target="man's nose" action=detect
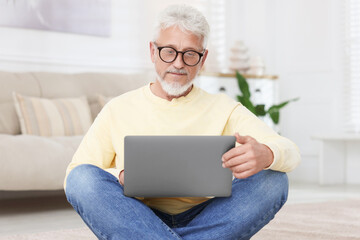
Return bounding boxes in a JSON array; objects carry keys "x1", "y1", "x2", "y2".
[{"x1": 172, "y1": 53, "x2": 186, "y2": 68}]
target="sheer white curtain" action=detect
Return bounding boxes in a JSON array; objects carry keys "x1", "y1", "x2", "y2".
[
  {"x1": 344, "y1": 0, "x2": 360, "y2": 133},
  {"x1": 115, "y1": 0, "x2": 227, "y2": 72},
  {"x1": 200, "y1": 0, "x2": 227, "y2": 72}
]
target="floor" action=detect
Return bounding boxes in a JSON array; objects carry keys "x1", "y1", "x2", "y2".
[{"x1": 0, "y1": 182, "x2": 360, "y2": 236}]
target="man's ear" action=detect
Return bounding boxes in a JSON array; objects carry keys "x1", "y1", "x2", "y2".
[
  {"x1": 200, "y1": 49, "x2": 208, "y2": 68},
  {"x1": 150, "y1": 42, "x2": 156, "y2": 63}
]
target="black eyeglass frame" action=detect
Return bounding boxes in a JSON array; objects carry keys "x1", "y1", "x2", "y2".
[{"x1": 154, "y1": 43, "x2": 205, "y2": 67}]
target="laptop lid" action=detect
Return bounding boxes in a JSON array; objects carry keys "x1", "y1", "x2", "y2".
[{"x1": 124, "y1": 135, "x2": 235, "y2": 197}]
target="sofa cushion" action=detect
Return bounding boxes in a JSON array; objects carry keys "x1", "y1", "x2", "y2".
[
  {"x1": 13, "y1": 93, "x2": 92, "y2": 136},
  {"x1": 32, "y1": 72, "x2": 151, "y2": 120},
  {"x1": 0, "y1": 134, "x2": 82, "y2": 190},
  {"x1": 0, "y1": 72, "x2": 41, "y2": 135}
]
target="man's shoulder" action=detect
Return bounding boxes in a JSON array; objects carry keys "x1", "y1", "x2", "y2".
[{"x1": 197, "y1": 87, "x2": 239, "y2": 106}]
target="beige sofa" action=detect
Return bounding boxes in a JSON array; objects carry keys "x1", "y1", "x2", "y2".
[{"x1": 0, "y1": 71, "x2": 150, "y2": 191}]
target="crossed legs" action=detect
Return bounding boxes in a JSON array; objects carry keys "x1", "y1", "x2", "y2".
[{"x1": 65, "y1": 164, "x2": 288, "y2": 240}]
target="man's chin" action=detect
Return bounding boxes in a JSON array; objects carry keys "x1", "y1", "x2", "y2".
[
  {"x1": 156, "y1": 72, "x2": 194, "y2": 96},
  {"x1": 159, "y1": 80, "x2": 193, "y2": 97}
]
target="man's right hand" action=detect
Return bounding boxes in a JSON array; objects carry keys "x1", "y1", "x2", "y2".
[{"x1": 119, "y1": 169, "x2": 124, "y2": 186}]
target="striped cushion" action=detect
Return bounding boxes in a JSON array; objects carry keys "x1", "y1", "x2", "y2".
[{"x1": 12, "y1": 92, "x2": 92, "y2": 136}]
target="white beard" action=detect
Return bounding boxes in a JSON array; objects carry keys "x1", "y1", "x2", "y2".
[{"x1": 156, "y1": 72, "x2": 194, "y2": 97}]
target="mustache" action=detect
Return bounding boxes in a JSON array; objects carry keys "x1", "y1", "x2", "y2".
[{"x1": 166, "y1": 69, "x2": 188, "y2": 75}]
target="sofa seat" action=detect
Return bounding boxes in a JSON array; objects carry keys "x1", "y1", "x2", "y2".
[{"x1": 0, "y1": 134, "x2": 82, "y2": 190}]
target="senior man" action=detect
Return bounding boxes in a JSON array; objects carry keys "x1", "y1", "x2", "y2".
[{"x1": 65, "y1": 4, "x2": 300, "y2": 240}]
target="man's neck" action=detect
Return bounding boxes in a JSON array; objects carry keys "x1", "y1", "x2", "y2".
[{"x1": 150, "y1": 81, "x2": 193, "y2": 101}]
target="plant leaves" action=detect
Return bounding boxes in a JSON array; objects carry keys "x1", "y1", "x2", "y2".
[
  {"x1": 234, "y1": 70, "x2": 300, "y2": 125},
  {"x1": 255, "y1": 104, "x2": 266, "y2": 116},
  {"x1": 237, "y1": 96, "x2": 256, "y2": 114},
  {"x1": 269, "y1": 109, "x2": 280, "y2": 124},
  {"x1": 267, "y1": 97, "x2": 299, "y2": 124},
  {"x1": 236, "y1": 71, "x2": 251, "y2": 99},
  {"x1": 271, "y1": 97, "x2": 299, "y2": 110}
]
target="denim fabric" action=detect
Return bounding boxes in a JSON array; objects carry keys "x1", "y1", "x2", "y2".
[{"x1": 66, "y1": 164, "x2": 288, "y2": 240}]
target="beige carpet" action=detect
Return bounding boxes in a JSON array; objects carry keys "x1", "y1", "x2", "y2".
[
  {"x1": 253, "y1": 199, "x2": 360, "y2": 240},
  {"x1": 1, "y1": 199, "x2": 359, "y2": 240},
  {"x1": 0, "y1": 228, "x2": 96, "y2": 240}
]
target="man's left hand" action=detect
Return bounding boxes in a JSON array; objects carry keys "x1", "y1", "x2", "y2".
[{"x1": 222, "y1": 133, "x2": 274, "y2": 179}]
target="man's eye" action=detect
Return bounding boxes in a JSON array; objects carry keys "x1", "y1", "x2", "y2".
[
  {"x1": 165, "y1": 49, "x2": 175, "y2": 54},
  {"x1": 185, "y1": 51, "x2": 196, "y2": 57}
]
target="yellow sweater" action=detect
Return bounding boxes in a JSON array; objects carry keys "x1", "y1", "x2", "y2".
[{"x1": 64, "y1": 83, "x2": 300, "y2": 214}]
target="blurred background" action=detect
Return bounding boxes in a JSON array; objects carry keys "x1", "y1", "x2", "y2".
[{"x1": 0, "y1": 0, "x2": 359, "y2": 238}]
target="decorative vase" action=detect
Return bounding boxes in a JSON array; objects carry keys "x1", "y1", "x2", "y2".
[{"x1": 229, "y1": 40, "x2": 249, "y2": 74}]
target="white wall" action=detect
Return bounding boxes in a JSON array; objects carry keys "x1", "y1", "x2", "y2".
[
  {"x1": 227, "y1": 0, "x2": 345, "y2": 183},
  {"x1": 0, "y1": 0, "x2": 211, "y2": 73},
  {"x1": 0, "y1": 0, "x2": 150, "y2": 73}
]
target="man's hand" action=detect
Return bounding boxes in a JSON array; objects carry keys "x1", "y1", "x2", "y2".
[
  {"x1": 222, "y1": 133, "x2": 274, "y2": 179},
  {"x1": 119, "y1": 169, "x2": 124, "y2": 186}
]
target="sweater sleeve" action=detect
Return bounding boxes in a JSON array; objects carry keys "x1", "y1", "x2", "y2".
[
  {"x1": 64, "y1": 104, "x2": 120, "y2": 191},
  {"x1": 223, "y1": 104, "x2": 301, "y2": 172}
]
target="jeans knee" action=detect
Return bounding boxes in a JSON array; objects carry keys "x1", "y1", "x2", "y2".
[
  {"x1": 243, "y1": 170, "x2": 289, "y2": 205},
  {"x1": 65, "y1": 164, "x2": 100, "y2": 200},
  {"x1": 263, "y1": 170, "x2": 289, "y2": 204}
]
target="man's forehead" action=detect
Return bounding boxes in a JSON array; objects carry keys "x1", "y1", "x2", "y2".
[{"x1": 156, "y1": 27, "x2": 204, "y2": 51}]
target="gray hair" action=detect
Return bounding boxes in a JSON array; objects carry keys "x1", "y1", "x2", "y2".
[{"x1": 153, "y1": 4, "x2": 210, "y2": 49}]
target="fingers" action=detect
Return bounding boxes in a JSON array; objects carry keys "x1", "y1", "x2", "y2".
[
  {"x1": 222, "y1": 133, "x2": 252, "y2": 162},
  {"x1": 222, "y1": 146, "x2": 246, "y2": 164},
  {"x1": 227, "y1": 159, "x2": 259, "y2": 179},
  {"x1": 233, "y1": 169, "x2": 256, "y2": 179},
  {"x1": 225, "y1": 160, "x2": 257, "y2": 179},
  {"x1": 119, "y1": 169, "x2": 124, "y2": 186},
  {"x1": 235, "y1": 133, "x2": 253, "y2": 145},
  {"x1": 228, "y1": 159, "x2": 252, "y2": 172},
  {"x1": 222, "y1": 153, "x2": 247, "y2": 168},
  {"x1": 222, "y1": 133, "x2": 262, "y2": 179}
]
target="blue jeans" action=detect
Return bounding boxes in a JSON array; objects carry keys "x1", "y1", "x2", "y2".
[{"x1": 65, "y1": 164, "x2": 288, "y2": 240}]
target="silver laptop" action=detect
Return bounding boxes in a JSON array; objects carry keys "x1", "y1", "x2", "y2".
[{"x1": 124, "y1": 135, "x2": 235, "y2": 197}]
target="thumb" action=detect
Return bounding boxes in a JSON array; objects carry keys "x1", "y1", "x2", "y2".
[{"x1": 235, "y1": 133, "x2": 250, "y2": 144}]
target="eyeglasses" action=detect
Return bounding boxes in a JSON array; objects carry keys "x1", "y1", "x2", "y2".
[{"x1": 154, "y1": 43, "x2": 205, "y2": 67}]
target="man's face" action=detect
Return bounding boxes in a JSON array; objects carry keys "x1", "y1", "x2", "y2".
[{"x1": 150, "y1": 26, "x2": 208, "y2": 96}]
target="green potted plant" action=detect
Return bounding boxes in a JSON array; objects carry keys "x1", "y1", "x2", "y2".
[{"x1": 235, "y1": 71, "x2": 299, "y2": 125}]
